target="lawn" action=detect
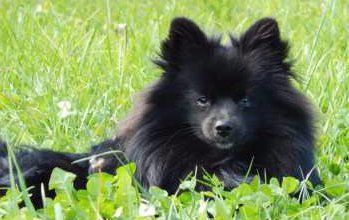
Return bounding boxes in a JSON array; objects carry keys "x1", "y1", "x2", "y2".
[{"x1": 0, "y1": 0, "x2": 348, "y2": 219}]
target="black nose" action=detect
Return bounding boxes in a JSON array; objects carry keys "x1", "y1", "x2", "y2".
[{"x1": 215, "y1": 121, "x2": 233, "y2": 138}]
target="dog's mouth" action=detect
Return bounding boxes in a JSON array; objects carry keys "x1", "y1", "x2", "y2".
[
  {"x1": 202, "y1": 135, "x2": 236, "y2": 149},
  {"x1": 214, "y1": 140, "x2": 235, "y2": 149}
]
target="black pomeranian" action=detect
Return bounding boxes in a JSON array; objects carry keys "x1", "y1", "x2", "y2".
[{"x1": 0, "y1": 17, "x2": 321, "y2": 208}]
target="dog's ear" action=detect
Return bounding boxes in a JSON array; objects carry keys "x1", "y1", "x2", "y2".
[
  {"x1": 156, "y1": 17, "x2": 208, "y2": 71},
  {"x1": 240, "y1": 18, "x2": 288, "y2": 58}
]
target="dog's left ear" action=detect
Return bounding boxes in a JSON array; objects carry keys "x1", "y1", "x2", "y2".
[{"x1": 240, "y1": 18, "x2": 288, "y2": 58}]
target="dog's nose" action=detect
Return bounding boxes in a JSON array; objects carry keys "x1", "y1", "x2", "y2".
[{"x1": 215, "y1": 121, "x2": 233, "y2": 138}]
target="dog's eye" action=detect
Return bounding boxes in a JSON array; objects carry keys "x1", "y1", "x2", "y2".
[
  {"x1": 239, "y1": 97, "x2": 250, "y2": 107},
  {"x1": 196, "y1": 96, "x2": 210, "y2": 107}
]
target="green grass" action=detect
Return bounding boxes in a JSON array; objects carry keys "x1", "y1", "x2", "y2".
[{"x1": 0, "y1": 0, "x2": 348, "y2": 219}]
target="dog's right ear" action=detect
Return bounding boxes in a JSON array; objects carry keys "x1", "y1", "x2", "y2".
[{"x1": 155, "y1": 17, "x2": 208, "y2": 72}]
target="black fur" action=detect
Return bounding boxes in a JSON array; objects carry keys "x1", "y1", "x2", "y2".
[
  {"x1": 0, "y1": 17, "x2": 321, "y2": 208},
  {"x1": 0, "y1": 142, "x2": 89, "y2": 208}
]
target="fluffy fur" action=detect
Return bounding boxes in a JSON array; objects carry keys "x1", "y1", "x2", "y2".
[
  {"x1": 0, "y1": 141, "x2": 89, "y2": 208},
  {"x1": 0, "y1": 17, "x2": 321, "y2": 208}
]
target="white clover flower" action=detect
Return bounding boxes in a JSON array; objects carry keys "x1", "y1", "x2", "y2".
[
  {"x1": 139, "y1": 202, "x2": 156, "y2": 217},
  {"x1": 57, "y1": 100, "x2": 75, "y2": 119},
  {"x1": 116, "y1": 23, "x2": 127, "y2": 33}
]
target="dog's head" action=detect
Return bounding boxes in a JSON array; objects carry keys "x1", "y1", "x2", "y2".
[{"x1": 153, "y1": 17, "x2": 311, "y2": 150}]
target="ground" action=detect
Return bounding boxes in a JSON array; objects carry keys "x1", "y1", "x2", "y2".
[{"x1": 0, "y1": 0, "x2": 348, "y2": 219}]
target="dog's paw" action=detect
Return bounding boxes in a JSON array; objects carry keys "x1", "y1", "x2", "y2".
[{"x1": 88, "y1": 156, "x2": 106, "y2": 174}]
